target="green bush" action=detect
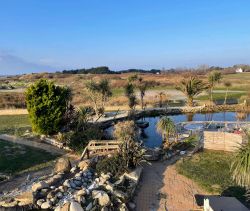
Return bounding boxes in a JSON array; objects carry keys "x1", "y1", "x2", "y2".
[
  {"x1": 65, "y1": 126, "x2": 103, "y2": 153},
  {"x1": 96, "y1": 154, "x2": 127, "y2": 177},
  {"x1": 25, "y1": 79, "x2": 71, "y2": 135}
]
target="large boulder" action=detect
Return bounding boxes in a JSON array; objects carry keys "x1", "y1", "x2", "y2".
[
  {"x1": 69, "y1": 202, "x2": 84, "y2": 211},
  {"x1": 76, "y1": 189, "x2": 86, "y2": 197},
  {"x1": 32, "y1": 181, "x2": 49, "y2": 192},
  {"x1": 15, "y1": 191, "x2": 34, "y2": 205},
  {"x1": 41, "y1": 201, "x2": 52, "y2": 209},
  {"x1": 124, "y1": 167, "x2": 142, "y2": 183},
  {"x1": 78, "y1": 160, "x2": 90, "y2": 170},
  {"x1": 92, "y1": 190, "x2": 110, "y2": 207},
  {"x1": 0, "y1": 199, "x2": 18, "y2": 208},
  {"x1": 61, "y1": 202, "x2": 70, "y2": 211},
  {"x1": 54, "y1": 158, "x2": 71, "y2": 173}
]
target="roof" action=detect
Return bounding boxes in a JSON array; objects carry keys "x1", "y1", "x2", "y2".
[{"x1": 195, "y1": 195, "x2": 249, "y2": 211}]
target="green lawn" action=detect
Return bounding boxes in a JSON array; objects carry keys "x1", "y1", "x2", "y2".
[
  {"x1": 0, "y1": 114, "x2": 31, "y2": 135},
  {"x1": 195, "y1": 92, "x2": 245, "y2": 101},
  {"x1": 176, "y1": 150, "x2": 246, "y2": 202},
  {"x1": 215, "y1": 86, "x2": 250, "y2": 91},
  {"x1": 0, "y1": 139, "x2": 58, "y2": 175}
]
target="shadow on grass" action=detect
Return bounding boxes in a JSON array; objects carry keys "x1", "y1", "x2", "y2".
[{"x1": 221, "y1": 186, "x2": 249, "y2": 207}]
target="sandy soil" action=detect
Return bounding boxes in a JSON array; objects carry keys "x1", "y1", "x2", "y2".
[
  {"x1": 0, "y1": 88, "x2": 25, "y2": 93},
  {"x1": 0, "y1": 109, "x2": 28, "y2": 115}
]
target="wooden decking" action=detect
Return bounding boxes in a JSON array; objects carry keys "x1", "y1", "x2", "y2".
[{"x1": 80, "y1": 140, "x2": 122, "y2": 160}]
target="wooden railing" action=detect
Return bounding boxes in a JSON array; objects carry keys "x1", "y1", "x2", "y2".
[{"x1": 80, "y1": 140, "x2": 122, "y2": 160}]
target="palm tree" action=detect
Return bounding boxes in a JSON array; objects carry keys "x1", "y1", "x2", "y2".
[
  {"x1": 176, "y1": 76, "x2": 207, "y2": 107},
  {"x1": 208, "y1": 70, "x2": 222, "y2": 103},
  {"x1": 157, "y1": 92, "x2": 166, "y2": 108},
  {"x1": 137, "y1": 77, "x2": 148, "y2": 110},
  {"x1": 231, "y1": 135, "x2": 250, "y2": 188},
  {"x1": 76, "y1": 106, "x2": 93, "y2": 131},
  {"x1": 124, "y1": 83, "x2": 137, "y2": 111},
  {"x1": 156, "y1": 117, "x2": 176, "y2": 148},
  {"x1": 223, "y1": 81, "x2": 232, "y2": 105}
]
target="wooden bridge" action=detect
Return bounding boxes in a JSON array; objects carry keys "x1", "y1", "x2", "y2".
[{"x1": 80, "y1": 140, "x2": 122, "y2": 160}]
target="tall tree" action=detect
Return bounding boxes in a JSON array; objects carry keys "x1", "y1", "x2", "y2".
[
  {"x1": 25, "y1": 79, "x2": 71, "y2": 135},
  {"x1": 136, "y1": 77, "x2": 149, "y2": 110},
  {"x1": 156, "y1": 116, "x2": 176, "y2": 148},
  {"x1": 124, "y1": 83, "x2": 137, "y2": 111},
  {"x1": 223, "y1": 81, "x2": 232, "y2": 105},
  {"x1": 176, "y1": 76, "x2": 207, "y2": 107},
  {"x1": 85, "y1": 79, "x2": 112, "y2": 117},
  {"x1": 208, "y1": 70, "x2": 222, "y2": 103}
]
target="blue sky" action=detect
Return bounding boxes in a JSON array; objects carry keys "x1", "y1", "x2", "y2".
[{"x1": 1, "y1": 0, "x2": 250, "y2": 74}]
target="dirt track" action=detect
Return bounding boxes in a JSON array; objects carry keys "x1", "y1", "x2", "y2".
[
  {"x1": 134, "y1": 157, "x2": 206, "y2": 211},
  {"x1": 0, "y1": 109, "x2": 28, "y2": 115}
]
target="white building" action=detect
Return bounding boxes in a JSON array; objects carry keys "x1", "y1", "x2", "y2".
[{"x1": 235, "y1": 67, "x2": 244, "y2": 73}]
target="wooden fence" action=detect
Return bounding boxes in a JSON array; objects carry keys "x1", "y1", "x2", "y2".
[
  {"x1": 203, "y1": 131, "x2": 243, "y2": 152},
  {"x1": 80, "y1": 140, "x2": 122, "y2": 160}
]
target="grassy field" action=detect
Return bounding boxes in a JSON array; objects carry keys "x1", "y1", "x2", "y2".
[
  {"x1": 0, "y1": 114, "x2": 31, "y2": 135},
  {"x1": 0, "y1": 139, "x2": 58, "y2": 175},
  {"x1": 1, "y1": 72, "x2": 250, "y2": 109},
  {"x1": 195, "y1": 92, "x2": 245, "y2": 101},
  {"x1": 176, "y1": 150, "x2": 246, "y2": 201}
]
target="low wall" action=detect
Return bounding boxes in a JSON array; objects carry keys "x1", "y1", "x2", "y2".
[{"x1": 203, "y1": 131, "x2": 243, "y2": 152}]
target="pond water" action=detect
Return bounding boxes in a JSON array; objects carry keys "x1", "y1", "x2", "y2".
[{"x1": 106, "y1": 112, "x2": 250, "y2": 148}]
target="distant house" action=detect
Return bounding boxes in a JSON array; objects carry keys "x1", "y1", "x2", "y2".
[{"x1": 236, "y1": 67, "x2": 244, "y2": 73}]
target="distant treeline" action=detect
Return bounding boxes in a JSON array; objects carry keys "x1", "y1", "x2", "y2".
[
  {"x1": 62, "y1": 66, "x2": 114, "y2": 74},
  {"x1": 61, "y1": 64, "x2": 250, "y2": 75},
  {"x1": 62, "y1": 66, "x2": 161, "y2": 74}
]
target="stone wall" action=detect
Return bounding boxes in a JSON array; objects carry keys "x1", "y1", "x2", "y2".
[{"x1": 203, "y1": 131, "x2": 243, "y2": 152}]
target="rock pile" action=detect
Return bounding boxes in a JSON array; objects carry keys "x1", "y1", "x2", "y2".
[{"x1": 0, "y1": 157, "x2": 142, "y2": 211}]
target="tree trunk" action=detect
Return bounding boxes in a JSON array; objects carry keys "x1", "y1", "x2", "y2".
[
  {"x1": 187, "y1": 97, "x2": 193, "y2": 107},
  {"x1": 159, "y1": 95, "x2": 163, "y2": 108},
  {"x1": 224, "y1": 88, "x2": 229, "y2": 105},
  {"x1": 141, "y1": 94, "x2": 144, "y2": 110},
  {"x1": 210, "y1": 87, "x2": 213, "y2": 104}
]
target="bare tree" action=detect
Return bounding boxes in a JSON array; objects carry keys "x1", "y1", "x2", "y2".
[{"x1": 85, "y1": 79, "x2": 112, "y2": 117}]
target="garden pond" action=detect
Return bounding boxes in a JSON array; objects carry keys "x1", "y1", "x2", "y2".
[{"x1": 105, "y1": 112, "x2": 250, "y2": 148}]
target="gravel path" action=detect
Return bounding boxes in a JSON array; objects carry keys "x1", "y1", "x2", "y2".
[{"x1": 134, "y1": 157, "x2": 205, "y2": 211}]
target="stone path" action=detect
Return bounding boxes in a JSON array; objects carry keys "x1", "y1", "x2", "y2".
[
  {"x1": 134, "y1": 157, "x2": 205, "y2": 211},
  {"x1": 0, "y1": 134, "x2": 65, "y2": 155}
]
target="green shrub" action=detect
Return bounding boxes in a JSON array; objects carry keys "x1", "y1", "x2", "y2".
[
  {"x1": 65, "y1": 131, "x2": 89, "y2": 153},
  {"x1": 65, "y1": 126, "x2": 103, "y2": 153},
  {"x1": 25, "y1": 79, "x2": 71, "y2": 135},
  {"x1": 96, "y1": 154, "x2": 127, "y2": 177}
]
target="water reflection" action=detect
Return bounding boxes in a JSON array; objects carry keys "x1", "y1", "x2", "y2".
[
  {"x1": 236, "y1": 112, "x2": 248, "y2": 121},
  {"x1": 140, "y1": 129, "x2": 148, "y2": 139},
  {"x1": 187, "y1": 113, "x2": 194, "y2": 122}
]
